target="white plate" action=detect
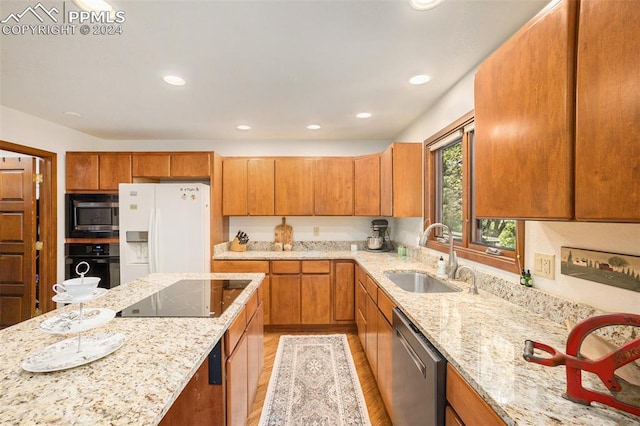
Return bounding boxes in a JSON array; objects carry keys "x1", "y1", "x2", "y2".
[
  {"x1": 39, "y1": 308, "x2": 116, "y2": 334},
  {"x1": 52, "y1": 287, "x2": 108, "y2": 304},
  {"x1": 22, "y1": 332, "x2": 125, "y2": 373}
]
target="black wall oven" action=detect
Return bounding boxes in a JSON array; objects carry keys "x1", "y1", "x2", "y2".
[
  {"x1": 65, "y1": 243, "x2": 120, "y2": 289},
  {"x1": 66, "y1": 194, "x2": 119, "y2": 238}
]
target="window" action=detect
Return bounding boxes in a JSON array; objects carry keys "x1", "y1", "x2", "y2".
[{"x1": 424, "y1": 111, "x2": 524, "y2": 273}]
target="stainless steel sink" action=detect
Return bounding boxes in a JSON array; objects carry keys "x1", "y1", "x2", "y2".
[{"x1": 384, "y1": 271, "x2": 459, "y2": 293}]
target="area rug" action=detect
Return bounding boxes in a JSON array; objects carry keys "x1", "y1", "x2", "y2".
[{"x1": 259, "y1": 334, "x2": 371, "y2": 426}]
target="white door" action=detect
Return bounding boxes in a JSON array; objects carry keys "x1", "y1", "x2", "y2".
[
  {"x1": 119, "y1": 183, "x2": 155, "y2": 283},
  {"x1": 154, "y1": 183, "x2": 210, "y2": 273}
]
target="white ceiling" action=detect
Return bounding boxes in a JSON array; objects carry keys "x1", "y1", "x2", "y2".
[{"x1": 0, "y1": 0, "x2": 547, "y2": 141}]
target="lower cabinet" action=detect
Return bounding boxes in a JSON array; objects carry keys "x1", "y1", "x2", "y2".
[
  {"x1": 215, "y1": 259, "x2": 355, "y2": 327},
  {"x1": 227, "y1": 332, "x2": 249, "y2": 426},
  {"x1": 446, "y1": 364, "x2": 506, "y2": 426},
  {"x1": 356, "y1": 266, "x2": 395, "y2": 418}
]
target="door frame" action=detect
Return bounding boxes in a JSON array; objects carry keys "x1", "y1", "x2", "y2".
[{"x1": 0, "y1": 140, "x2": 57, "y2": 314}]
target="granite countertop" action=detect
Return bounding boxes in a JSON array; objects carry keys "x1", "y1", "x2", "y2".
[
  {"x1": 0, "y1": 272, "x2": 264, "y2": 425},
  {"x1": 216, "y1": 249, "x2": 639, "y2": 425}
]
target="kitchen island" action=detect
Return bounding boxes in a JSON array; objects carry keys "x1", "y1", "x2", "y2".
[
  {"x1": 215, "y1": 249, "x2": 639, "y2": 425},
  {"x1": 0, "y1": 272, "x2": 264, "y2": 425}
]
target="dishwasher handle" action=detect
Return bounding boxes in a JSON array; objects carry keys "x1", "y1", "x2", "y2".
[{"x1": 396, "y1": 328, "x2": 426, "y2": 377}]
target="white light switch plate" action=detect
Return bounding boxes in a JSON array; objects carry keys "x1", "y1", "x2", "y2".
[{"x1": 533, "y1": 253, "x2": 555, "y2": 279}]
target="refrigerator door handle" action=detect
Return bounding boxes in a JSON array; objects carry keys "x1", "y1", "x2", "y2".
[{"x1": 149, "y1": 208, "x2": 158, "y2": 273}]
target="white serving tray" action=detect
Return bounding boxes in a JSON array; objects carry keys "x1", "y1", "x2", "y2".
[{"x1": 39, "y1": 308, "x2": 115, "y2": 334}]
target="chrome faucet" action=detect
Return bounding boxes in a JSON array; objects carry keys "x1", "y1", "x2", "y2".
[
  {"x1": 456, "y1": 265, "x2": 478, "y2": 295},
  {"x1": 419, "y1": 222, "x2": 458, "y2": 279}
]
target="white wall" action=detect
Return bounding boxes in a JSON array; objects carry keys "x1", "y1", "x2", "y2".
[
  {"x1": 391, "y1": 70, "x2": 640, "y2": 314},
  {"x1": 0, "y1": 106, "x2": 106, "y2": 283}
]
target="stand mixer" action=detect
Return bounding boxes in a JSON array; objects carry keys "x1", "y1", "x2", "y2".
[{"x1": 366, "y1": 219, "x2": 392, "y2": 252}]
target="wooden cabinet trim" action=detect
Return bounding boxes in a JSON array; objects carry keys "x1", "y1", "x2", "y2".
[{"x1": 212, "y1": 260, "x2": 269, "y2": 273}]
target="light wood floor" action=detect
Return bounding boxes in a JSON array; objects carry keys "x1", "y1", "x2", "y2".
[{"x1": 247, "y1": 331, "x2": 392, "y2": 425}]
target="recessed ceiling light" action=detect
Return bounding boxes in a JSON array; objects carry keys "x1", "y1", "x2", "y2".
[
  {"x1": 356, "y1": 112, "x2": 372, "y2": 119},
  {"x1": 73, "y1": 0, "x2": 113, "y2": 13},
  {"x1": 410, "y1": 0, "x2": 443, "y2": 11},
  {"x1": 409, "y1": 74, "x2": 431, "y2": 85},
  {"x1": 307, "y1": 124, "x2": 321, "y2": 130},
  {"x1": 236, "y1": 125, "x2": 251, "y2": 131},
  {"x1": 64, "y1": 111, "x2": 82, "y2": 117},
  {"x1": 163, "y1": 75, "x2": 186, "y2": 86}
]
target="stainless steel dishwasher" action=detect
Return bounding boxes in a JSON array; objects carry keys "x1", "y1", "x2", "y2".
[{"x1": 392, "y1": 308, "x2": 446, "y2": 426}]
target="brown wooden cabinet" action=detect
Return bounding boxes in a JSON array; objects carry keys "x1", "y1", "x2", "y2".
[
  {"x1": 248, "y1": 159, "x2": 275, "y2": 216},
  {"x1": 380, "y1": 143, "x2": 422, "y2": 217},
  {"x1": 132, "y1": 152, "x2": 211, "y2": 178},
  {"x1": 275, "y1": 158, "x2": 314, "y2": 216},
  {"x1": 66, "y1": 152, "x2": 131, "y2": 191},
  {"x1": 222, "y1": 158, "x2": 248, "y2": 216},
  {"x1": 314, "y1": 158, "x2": 354, "y2": 215},
  {"x1": 354, "y1": 154, "x2": 380, "y2": 216},
  {"x1": 446, "y1": 364, "x2": 506, "y2": 426},
  {"x1": 334, "y1": 260, "x2": 355, "y2": 322},
  {"x1": 270, "y1": 260, "x2": 302, "y2": 325},
  {"x1": 574, "y1": 0, "x2": 640, "y2": 221},
  {"x1": 474, "y1": 0, "x2": 576, "y2": 220},
  {"x1": 355, "y1": 265, "x2": 368, "y2": 350},
  {"x1": 227, "y1": 331, "x2": 248, "y2": 426},
  {"x1": 212, "y1": 260, "x2": 270, "y2": 325}
]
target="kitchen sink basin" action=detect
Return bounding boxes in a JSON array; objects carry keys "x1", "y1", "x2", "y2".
[{"x1": 384, "y1": 271, "x2": 459, "y2": 293}]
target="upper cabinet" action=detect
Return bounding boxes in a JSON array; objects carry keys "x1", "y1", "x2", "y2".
[
  {"x1": 380, "y1": 143, "x2": 422, "y2": 217},
  {"x1": 314, "y1": 158, "x2": 354, "y2": 215},
  {"x1": 222, "y1": 158, "x2": 276, "y2": 216},
  {"x1": 132, "y1": 152, "x2": 211, "y2": 178},
  {"x1": 66, "y1": 152, "x2": 131, "y2": 192},
  {"x1": 574, "y1": 0, "x2": 640, "y2": 221},
  {"x1": 474, "y1": 0, "x2": 639, "y2": 222},
  {"x1": 354, "y1": 154, "x2": 380, "y2": 216},
  {"x1": 474, "y1": 0, "x2": 576, "y2": 220},
  {"x1": 275, "y1": 158, "x2": 315, "y2": 216}
]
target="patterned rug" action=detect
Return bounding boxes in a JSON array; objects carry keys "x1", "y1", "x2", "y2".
[{"x1": 259, "y1": 334, "x2": 371, "y2": 426}]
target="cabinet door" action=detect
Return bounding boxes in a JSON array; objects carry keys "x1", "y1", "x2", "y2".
[
  {"x1": 275, "y1": 158, "x2": 314, "y2": 215},
  {"x1": 270, "y1": 275, "x2": 301, "y2": 324},
  {"x1": 99, "y1": 154, "x2": 131, "y2": 190},
  {"x1": 66, "y1": 153, "x2": 99, "y2": 190},
  {"x1": 575, "y1": 0, "x2": 640, "y2": 221},
  {"x1": 171, "y1": 153, "x2": 211, "y2": 177},
  {"x1": 380, "y1": 147, "x2": 393, "y2": 216},
  {"x1": 474, "y1": 0, "x2": 576, "y2": 219},
  {"x1": 354, "y1": 154, "x2": 380, "y2": 216},
  {"x1": 365, "y1": 293, "x2": 378, "y2": 379},
  {"x1": 132, "y1": 154, "x2": 170, "y2": 178},
  {"x1": 248, "y1": 159, "x2": 275, "y2": 216},
  {"x1": 334, "y1": 261, "x2": 355, "y2": 321},
  {"x1": 223, "y1": 158, "x2": 248, "y2": 216},
  {"x1": 377, "y1": 310, "x2": 393, "y2": 419},
  {"x1": 301, "y1": 274, "x2": 331, "y2": 324},
  {"x1": 247, "y1": 302, "x2": 264, "y2": 409},
  {"x1": 392, "y1": 143, "x2": 422, "y2": 217},
  {"x1": 226, "y1": 333, "x2": 248, "y2": 426},
  {"x1": 314, "y1": 158, "x2": 354, "y2": 215}
]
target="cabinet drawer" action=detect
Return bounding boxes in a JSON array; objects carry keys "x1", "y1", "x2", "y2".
[
  {"x1": 246, "y1": 291, "x2": 259, "y2": 322},
  {"x1": 365, "y1": 275, "x2": 378, "y2": 304},
  {"x1": 377, "y1": 289, "x2": 395, "y2": 325},
  {"x1": 301, "y1": 260, "x2": 330, "y2": 274},
  {"x1": 225, "y1": 306, "x2": 247, "y2": 356},
  {"x1": 446, "y1": 364, "x2": 506, "y2": 426},
  {"x1": 355, "y1": 264, "x2": 367, "y2": 286},
  {"x1": 272, "y1": 260, "x2": 301, "y2": 274},
  {"x1": 356, "y1": 281, "x2": 367, "y2": 317},
  {"x1": 212, "y1": 260, "x2": 269, "y2": 273}
]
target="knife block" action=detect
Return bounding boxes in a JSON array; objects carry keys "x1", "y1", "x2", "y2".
[{"x1": 229, "y1": 237, "x2": 247, "y2": 252}]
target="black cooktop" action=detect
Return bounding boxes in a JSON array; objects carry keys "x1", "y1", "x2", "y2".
[{"x1": 117, "y1": 279, "x2": 252, "y2": 318}]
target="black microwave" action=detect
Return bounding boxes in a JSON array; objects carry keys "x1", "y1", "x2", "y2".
[{"x1": 66, "y1": 194, "x2": 119, "y2": 238}]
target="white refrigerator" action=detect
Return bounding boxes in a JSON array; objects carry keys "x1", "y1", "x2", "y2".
[{"x1": 119, "y1": 183, "x2": 211, "y2": 284}]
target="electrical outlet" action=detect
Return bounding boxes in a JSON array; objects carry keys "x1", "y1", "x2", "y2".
[
  {"x1": 533, "y1": 253, "x2": 555, "y2": 279},
  {"x1": 313, "y1": 226, "x2": 320, "y2": 236}
]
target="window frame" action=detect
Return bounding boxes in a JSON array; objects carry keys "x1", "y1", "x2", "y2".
[{"x1": 423, "y1": 110, "x2": 525, "y2": 274}]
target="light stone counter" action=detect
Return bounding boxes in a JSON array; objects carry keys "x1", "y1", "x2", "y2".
[
  {"x1": 0, "y1": 272, "x2": 264, "y2": 425},
  {"x1": 215, "y1": 249, "x2": 639, "y2": 425}
]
